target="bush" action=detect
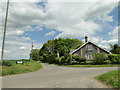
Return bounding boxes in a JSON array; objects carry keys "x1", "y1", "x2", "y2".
[
  {"x1": 60, "y1": 56, "x2": 66, "y2": 65},
  {"x1": 30, "y1": 49, "x2": 40, "y2": 61},
  {"x1": 71, "y1": 55, "x2": 86, "y2": 64},
  {"x1": 104, "y1": 60, "x2": 112, "y2": 64},
  {"x1": 55, "y1": 57, "x2": 61, "y2": 64},
  {"x1": 92, "y1": 53, "x2": 108, "y2": 64},
  {"x1": 2, "y1": 60, "x2": 13, "y2": 66},
  {"x1": 56, "y1": 54, "x2": 86, "y2": 65},
  {"x1": 41, "y1": 54, "x2": 49, "y2": 63},
  {"x1": 47, "y1": 54, "x2": 57, "y2": 64},
  {"x1": 108, "y1": 54, "x2": 120, "y2": 64},
  {"x1": 55, "y1": 54, "x2": 73, "y2": 65},
  {"x1": 64, "y1": 53, "x2": 72, "y2": 65}
]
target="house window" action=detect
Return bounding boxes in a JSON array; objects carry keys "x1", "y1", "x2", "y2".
[
  {"x1": 87, "y1": 45, "x2": 93, "y2": 50},
  {"x1": 86, "y1": 54, "x2": 93, "y2": 60}
]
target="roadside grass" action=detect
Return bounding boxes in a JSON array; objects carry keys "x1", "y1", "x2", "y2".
[
  {"x1": 1, "y1": 60, "x2": 42, "y2": 76},
  {"x1": 60, "y1": 64, "x2": 119, "y2": 67},
  {"x1": 96, "y1": 70, "x2": 119, "y2": 88}
]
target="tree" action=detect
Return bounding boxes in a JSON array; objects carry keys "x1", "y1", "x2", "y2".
[
  {"x1": 30, "y1": 49, "x2": 41, "y2": 61},
  {"x1": 110, "y1": 44, "x2": 120, "y2": 54},
  {"x1": 39, "y1": 38, "x2": 83, "y2": 63}
]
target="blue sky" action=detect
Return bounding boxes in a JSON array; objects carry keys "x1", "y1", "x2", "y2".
[
  {"x1": 21, "y1": 25, "x2": 61, "y2": 43},
  {"x1": 21, "y1": 5, "x2": 118, "y2": 47},
  {"x1": 0, "y1": 0, "x2": 119, "y2": 59}
]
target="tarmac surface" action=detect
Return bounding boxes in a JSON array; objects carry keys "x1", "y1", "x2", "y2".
[{"x1": 2, "y1": 63, "x2": 118, "y2": 88}]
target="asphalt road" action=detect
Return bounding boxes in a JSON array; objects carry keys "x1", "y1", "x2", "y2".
[{"x1": 2, "y1": 63, "x2": 118, "y2": 88}]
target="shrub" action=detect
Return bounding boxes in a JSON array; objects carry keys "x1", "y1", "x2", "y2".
[
  {"x1": 108, "y1": 54, "x2": 120, "y2": 64},
  {"x1": 41, "y1": 54, "x2": 49, "y2": 63},
  {"x1": 55, "y1": 57, "x2": 61, "y2": 64},
  {"x1": 48, "y1": 54, "x2": 57, "y2": 64},
  {"x1": 104, "y1": 60, "x2": 112, "y2": 64},
  {"x1": 71, "y1": 55, "x2": 79, "y2": 64},
  {"x1": 30, "y1": 49, "x2": 40, "y2": 61},
  {"x1": 92, "y1": 53, "x2": 108, "y2": 64},
  {"x1": 64, "y1": 53, "x2": 72, "y2": 65},
  {"x1": 71, "y1": 55, "x2": 86, "y2": 64},
  {"x1": 39, "y1": 56, "x2": 43, "y2": 61},
  {"x1": 55, "y1": 55, "x2": 72, "y2": 65},
  {"x1": 60, "y1": 56, "x2": 67, "y2": 65},
  {"x1": 2, "y1": 60, "x2": 13, "y2": 66}
]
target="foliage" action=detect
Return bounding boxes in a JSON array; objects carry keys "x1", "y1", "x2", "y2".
[
  {"x1": 30, "y1": 49, "x2": 41, "y2": 61},
  {"x1": 96, "y1": 70, "x2": 119, "y2": 88},
  {"x1": 55, "y1": 57, "x2": 62, "y2": 64},
  {"x1": 39, "y1": 38, "x2": 83, "y2": 64},
  {"x1": 92, "y1": 53, "x2": 108, "y2": 64},
  {"x1": 104, "y1": 60, "x2": 112, "y2": 64},
  {"x1": 108, "y1": 54, "x2": 120, "y2": 64},
  {"x1": 109, "y1": 44, "x2": 120, "y2": 54},
  {"x1": 72, "y1": 55, "x2": 86, "y2": 64},
  {"x1": 2, "y1": 60, "x2": 13, "y2": 66},
  {"x1": 2, "y1": 60, "x2": 42, "y2": 76},
  {"x1": 39, "y1": 38, "x2": 82, "y2": 56},
  {"x1": 54, "y1": 54, "x2": 86, "y2": 65},
  {"x1": 40, "y1": 54, "x2": 49, "y2": 63},
  {"x1": 47, "y1": 54, "x2": 57, "y2": 64},
  {"x1": 35, "y1": 38, "x2": 120, "y2": 65},
  {"x1": 92, "y1": 53, "x2": 120, "y2": 64}
]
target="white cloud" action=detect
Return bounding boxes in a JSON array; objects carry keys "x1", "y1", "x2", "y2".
[
  {"x1": 45, "y1": 31, "x2": 56, "y2": 36},
  {"x1": 108, "y1": 26, "x2": 118, "y2": 44},
  {"x1": 100, "y1": 40, "x2": 108, "y2": 44},
  {"x1": 23, "y1": 37, "x2": 31, "y2": 41},
  {"x1": 108, "y1": 26, "x2": 118, "y2": 38},
  {"x1": 19, "y1": 46, "x2": 26, "y2": 50},
  {"x1": 0, "y1": 1, "x2": 118, "y2": 59},
  {"x1": 98, "y1": 44, "x2": 110, "y2": 49},
  {"x1": 3, "y1": 1, "x2": 116, "y2": 39},
  {"x1": 108, "y1": 39, "x2": 118, "y2": 43},
  {"x1": 98, "y1": 26, "x2": 119, "y2": 50}
]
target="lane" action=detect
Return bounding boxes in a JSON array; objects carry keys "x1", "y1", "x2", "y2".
[{"x1": 2, "y1": 63, "x2": 118, "y2": 88}]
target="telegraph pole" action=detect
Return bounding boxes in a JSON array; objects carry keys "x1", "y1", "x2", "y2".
[
  {"x1": 1, "y1": 0, "x2": 10, "y2": 60},
  {"x1": 31, "y1": 43, "x2": 34, "y2": 50},
  {"x1": 30, "y1": 43, "x2": 34, "y2": 60}
]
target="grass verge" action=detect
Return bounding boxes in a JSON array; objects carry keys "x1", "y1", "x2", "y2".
[
  {"x1": 1, "y1": 60, "x2": 42, "y2": 76},
  {"x1": 96, "y1": 70, "x2": 119, "y2": 88},
  {"x1": 60, "y1": 64, "x2": 118, "y2": 67}
]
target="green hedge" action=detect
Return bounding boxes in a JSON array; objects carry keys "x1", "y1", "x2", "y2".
[
  {"x1": 92, "y1": 53, "x2": 108, "y2": 64},
  {"x1": 108, "y1": 54, "x2": 120, "y2": 64},
  {"x1": 72, "y1": 55, "x2": 86, "y2": 64},
  {"x1": 2, "y1": 60, "x2": 13, "y2": 67},
  {"x1": 55, "y1": 54, "x2": 86, "y2": 65},
  {"x1": 92, "y1": 53, "x2": 120, "y2": 65},
  {"x1": 40, "y1": 53, "x2": 120, "y2": 65}
]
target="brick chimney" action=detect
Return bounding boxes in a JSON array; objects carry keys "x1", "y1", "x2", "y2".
[{"x1": 85, "y1": 36, "x2": 88, "y2": 43}]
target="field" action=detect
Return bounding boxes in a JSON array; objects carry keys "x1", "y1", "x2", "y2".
[
  {"x1": 0, "y1": 60, "x2": 42, "y2": 76},
  {"x1": 96, "y1": 70, "x2": 119, "y2": 88}
]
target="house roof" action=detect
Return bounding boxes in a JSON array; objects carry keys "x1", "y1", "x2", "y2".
[{"x1": 70, "y1": 41, "x2": 111, "y2": 54}]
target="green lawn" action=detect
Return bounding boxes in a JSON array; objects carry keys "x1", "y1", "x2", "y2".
[
  {"x1": 60, "y1": 64, "x2": 119, "y2": 67},
  {"x1": 1, "y1": 60, "x2": 42, "y2": 76},
  {"x1": 96, "y1": 70, "x2": 119, "y2": 88}
]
